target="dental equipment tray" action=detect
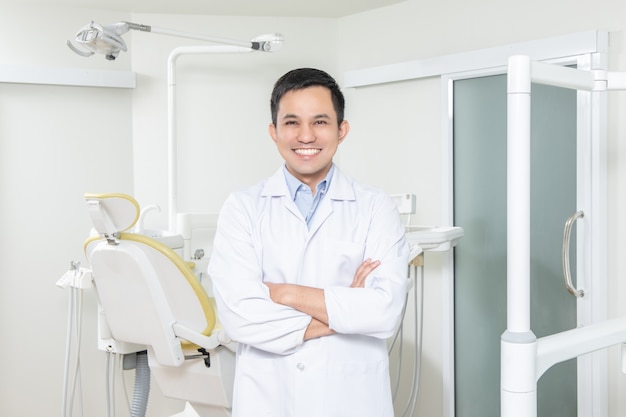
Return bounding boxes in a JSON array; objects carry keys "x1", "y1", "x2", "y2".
[{"x1": 404, "y1": 226, "x2": 464, "y2": 252}]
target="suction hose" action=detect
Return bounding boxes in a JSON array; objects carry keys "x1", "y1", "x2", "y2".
[{"x1": 131, "y1": 351, "x2": 151, "y2": 417}]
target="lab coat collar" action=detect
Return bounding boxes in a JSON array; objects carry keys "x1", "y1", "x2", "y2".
[
  {"x1": 261, "y1": 164, "x2": 356, "y2": 235},
  {"x1": 261, "y1": 164, "x2": 356, "y2": 202}
]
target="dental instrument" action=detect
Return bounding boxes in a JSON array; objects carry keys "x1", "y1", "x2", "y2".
[
  {"x1": 56, "y1": 261, "x2": 93, "y2": 417},
  {"x1": 501, "y1": 55, "x2": 626, "y2": 417},
  {"x1": 67, "y1": 20, "x2": 283, "y2": 60}
]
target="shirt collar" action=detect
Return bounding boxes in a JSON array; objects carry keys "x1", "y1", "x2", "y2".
[{"x1": 283, "y1": 164, "x2": 335, "y2": 200}]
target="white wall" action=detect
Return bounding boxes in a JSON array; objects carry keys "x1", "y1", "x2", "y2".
[
  {"x1": 3, "y1": 1, "x2": 626, "y2": 416},
  {"x1": 0, "y1": 4, "x2": 135, "y2": 416}
]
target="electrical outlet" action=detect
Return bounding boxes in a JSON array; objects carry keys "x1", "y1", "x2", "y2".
[{"x1": 390, "y1": 193, "x2": 416, "y2": 215}]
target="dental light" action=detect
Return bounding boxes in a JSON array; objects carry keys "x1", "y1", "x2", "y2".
[{"x1": 67, "y1": 20, "x2": 284, "y2": 60}]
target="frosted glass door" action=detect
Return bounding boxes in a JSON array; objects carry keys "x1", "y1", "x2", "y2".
[{"x1": 453, "y1": 74, "x2": 578, "y2": 417}]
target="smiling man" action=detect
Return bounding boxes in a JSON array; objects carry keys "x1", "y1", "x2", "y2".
[{"x1": 208, "y1": 68, "x2": 409, "y2": 417}]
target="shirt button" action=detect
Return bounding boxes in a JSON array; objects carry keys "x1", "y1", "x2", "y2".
[{"x1": 296, "y1": 362, "x2": 305, "y2": 370}]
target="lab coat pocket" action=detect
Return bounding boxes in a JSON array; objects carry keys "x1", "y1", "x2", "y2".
[{"x1": 326, "y1": 359, "x2": 388, "y2": 417}]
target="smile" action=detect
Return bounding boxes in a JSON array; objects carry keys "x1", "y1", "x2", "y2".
[{"x1": 294, "y1": 148, "x2": 321, "y2": 156}]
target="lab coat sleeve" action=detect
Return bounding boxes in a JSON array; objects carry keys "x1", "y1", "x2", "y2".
[
  {"x1": 324, "y1": 193, "x2": 409, "y2": 339},
  {"x1": 208, "y1": 192, "x2": 312, "y2": 355}
]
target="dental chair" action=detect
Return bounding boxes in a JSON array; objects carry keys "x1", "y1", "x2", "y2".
[{"x1": 83, "y1": 193, "x2": 235, "y2": 417}]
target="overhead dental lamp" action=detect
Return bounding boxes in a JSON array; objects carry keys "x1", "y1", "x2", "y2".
[{"x1": 67, "y1": 20, "x2": 284, "y2": 60}]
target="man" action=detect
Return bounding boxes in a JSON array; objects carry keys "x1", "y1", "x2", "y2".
[{"x1": 208, "y1": 68, "x2": 409, "y2": 417}]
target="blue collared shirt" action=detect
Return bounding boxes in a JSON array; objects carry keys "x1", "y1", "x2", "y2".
[{"x1": 283, "y1": 164, "x2": 334, "y2": 227}]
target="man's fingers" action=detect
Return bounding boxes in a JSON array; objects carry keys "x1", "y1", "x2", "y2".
[{"x1": 350, "y1": 258, "x2": 380, "y2": 288}]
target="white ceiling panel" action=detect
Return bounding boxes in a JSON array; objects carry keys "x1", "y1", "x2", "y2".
[{"x1": 16, "y1": 0, "x2": 406, "y2": 18}]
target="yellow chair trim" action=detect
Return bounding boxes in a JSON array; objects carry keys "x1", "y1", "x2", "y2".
[{"x1": 84, "y1": 193, "x2": 141, "y2": 232}]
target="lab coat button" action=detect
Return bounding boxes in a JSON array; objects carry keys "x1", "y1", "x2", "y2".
[{"x1": 296, "y1": 362, "x2": 305, "y2": 370}]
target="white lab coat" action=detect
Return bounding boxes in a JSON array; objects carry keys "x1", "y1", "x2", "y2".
[{"x1": 208, "y1": 165, "x2": 409, "y2": 417}]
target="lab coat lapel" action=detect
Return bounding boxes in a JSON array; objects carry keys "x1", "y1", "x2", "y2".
[
  {"x1": 262, "y1": 167, "x2": 304, "y2": 221},
  {"x1": 307, "y1": 167, "x2": 356, "y2": 236}
]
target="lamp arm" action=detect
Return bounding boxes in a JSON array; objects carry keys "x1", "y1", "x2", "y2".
[
  {"x1": 68, "y1": 20, "x2": 283, "y2": 59},
  {"x1": 125, "y1": 21, "x2": 254, "y2": 49}
]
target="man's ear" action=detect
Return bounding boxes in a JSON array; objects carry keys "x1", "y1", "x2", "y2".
[
  {"x1": 338, "y1": 120, "x2": 350, "y2": 144},
  {"x1": 268, "y1": 123, "x2": 278, "y2": 144}
]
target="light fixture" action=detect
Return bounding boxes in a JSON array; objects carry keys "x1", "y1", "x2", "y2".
[
  {"x1": 67, "y1": 20, "x2": 284, "y2": 60},
  {"x1": 68, "y1": 20, "x2": 284, "y2": 233}
]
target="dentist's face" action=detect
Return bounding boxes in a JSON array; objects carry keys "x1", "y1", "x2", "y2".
[{"x1": 269, "y1": 86, "x2": 349, "y2": 192}]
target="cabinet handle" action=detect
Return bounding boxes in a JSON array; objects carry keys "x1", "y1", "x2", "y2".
[{"x1": 562, "y1": 210, "x2": 585, "y2": 298}]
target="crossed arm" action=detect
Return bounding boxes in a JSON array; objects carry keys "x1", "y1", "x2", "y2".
[{"x1": 265, "y1": 258, "x2": 380, "y2": 341}]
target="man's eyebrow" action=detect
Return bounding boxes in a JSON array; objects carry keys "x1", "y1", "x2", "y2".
[{"x1": 280, "y1": 113, "x2": 331, "y2": 120}]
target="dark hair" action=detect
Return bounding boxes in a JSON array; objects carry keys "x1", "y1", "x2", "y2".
[{"x1": 270, "y1": 68, "x2": 345, "y2": 126}]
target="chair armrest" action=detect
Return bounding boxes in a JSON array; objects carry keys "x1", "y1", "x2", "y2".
[{"x1": 172, "y1": 323, "x2": 234, "y2": 351}]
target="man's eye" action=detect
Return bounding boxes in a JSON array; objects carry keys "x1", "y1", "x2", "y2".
[{"x1": 284, "y1": 120, "x2": 297, "y2": 125}]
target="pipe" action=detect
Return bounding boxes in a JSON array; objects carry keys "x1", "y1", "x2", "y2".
[
  {"x1": 501, "y1": 55, "x2": 537, "y2": 417},
  {"x1": 506, "y1": 55, "x2": 532, "y2": 333},
  {"x1": 130, "y1": 351, "x2": 151, "y2": 417},
  {"x1": 167, "y1": 45, "x2": 253, "y2": 233}
]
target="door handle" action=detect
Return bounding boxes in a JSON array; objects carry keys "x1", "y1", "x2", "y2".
[{"x1": 562, "y1": 210, "x2": 585, "y2": 298}]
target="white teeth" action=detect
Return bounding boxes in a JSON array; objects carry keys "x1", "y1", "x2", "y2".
[{"x1": 295, "y1": 148, "x2": 320, "y2": 155}]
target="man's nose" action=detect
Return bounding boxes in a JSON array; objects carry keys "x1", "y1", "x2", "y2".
[{"x1": 299, "y1": 125, "x2": 316, "y2": 143}]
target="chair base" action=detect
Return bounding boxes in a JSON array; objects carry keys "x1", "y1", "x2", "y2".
[
  {"x1": 149, "y1": 346, "x2": 235, "y2": 409},
  {"x1": 172, "y1": 402, "x2": 230, "y2": 417}
]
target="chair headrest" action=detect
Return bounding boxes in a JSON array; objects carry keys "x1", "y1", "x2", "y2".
[{"x1": 85, "y1": 193, "x2": 140, "y2": 242}]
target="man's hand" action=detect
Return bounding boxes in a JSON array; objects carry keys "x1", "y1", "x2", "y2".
[{"x1": 350, "y1": 258, "x2": 380, "y2": 288}]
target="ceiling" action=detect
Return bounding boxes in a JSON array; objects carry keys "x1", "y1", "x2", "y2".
[{"x1": 23, "y1": 0, "x2": 406, "y2": 18}]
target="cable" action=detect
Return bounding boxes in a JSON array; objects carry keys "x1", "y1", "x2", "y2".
[
  {"x1": 105, "y1": 351, "x2": 114, "y2": 417},
  {"x1": 406, "y1": 264, "x2": 425, "y2": 417},
  {"x1": 111, "y1": 354, "x2": 117, "y2": 417},
  {"x1": 120, "y1": 355, "x2": 133, "y2": 413},
  {"x1": 61, "y1": 282, "x2": 74, "y2": 417},
  {"x1": 391, "y1": 320, "x2": 404, "y2": 401},
  {"x1": 70, "y1": 288, "x2": 85, "y2": 417},
  {"x1": 390, "y1": 292, "x2": 409, "y2": 401},
  {"x1": 389, "y1": 266, "x2": 412, "y2": 353},
  {"x1": 392, "y1": 263, "x2": 425, "y2": 417},
  {"x1": 61, "y1": 264, "x2": 86, "y2": 417}
]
